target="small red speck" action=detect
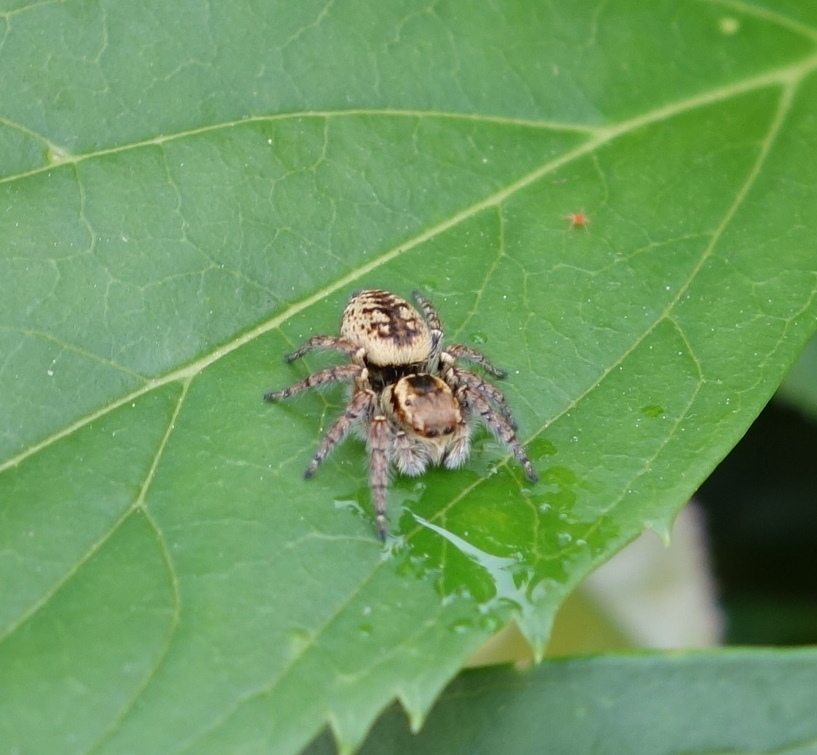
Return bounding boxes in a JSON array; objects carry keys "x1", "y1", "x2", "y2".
[{"x1": 565, "y1": 211, "x2": 590, "y2": 229}]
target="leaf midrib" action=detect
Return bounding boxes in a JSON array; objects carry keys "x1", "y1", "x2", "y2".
[{"x1": 4, "y1": 56, "x2": 815, "y2": 475}]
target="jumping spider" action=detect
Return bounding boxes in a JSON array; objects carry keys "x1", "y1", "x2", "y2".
[{"x1": 264, "y1": 288, "x2": 538, "y2": 539}]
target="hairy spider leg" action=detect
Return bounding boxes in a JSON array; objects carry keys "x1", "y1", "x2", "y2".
[
  {"x1": 458, "y1": 385, "x2": 539, "y2": 483},
  {"x1": 368, "y1": 415, "x2": 391, "y2": 540},
  {"x1": 444, "y1": 344, "x2": 508, "y2": 378},
  {"x1": 412, "y1": 290, "x2": 444, "y2": 365},
  {"x1": 414, "y1": 291, "x2": 510, "y2": 379},
  {"x1": 284, "y1": 335, "x2": 363, "y2": 363},
  {"x1": 303, "y1": 389, "x2": 376, "y2": 478},
  {"x1": 446, "y1": 366, "x2": 518, "y2": 428},
  {"x1": 412, "y1": 290, "x2": 443, "y2": 331},
  {"x1": 263, "y1": 363, "x2": 365, "y2": 401}
]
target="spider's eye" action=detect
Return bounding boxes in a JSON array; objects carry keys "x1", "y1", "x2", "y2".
[{"x1": 391, "y1": 374, "x2": 461, "y2": 438}]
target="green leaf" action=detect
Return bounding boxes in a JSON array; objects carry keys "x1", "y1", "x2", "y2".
[
  {"x1": 311, "y1": 649, "x2": 817, "y2": 754},
  {"x1": 2, "y1": 0, "x2": 816, "y2": 752}
]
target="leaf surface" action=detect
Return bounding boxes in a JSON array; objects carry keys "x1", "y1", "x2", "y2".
[{"x1": 2, "y1": 1, "x2": 817, "y2": 752}]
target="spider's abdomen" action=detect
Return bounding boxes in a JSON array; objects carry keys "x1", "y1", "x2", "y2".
[{"x1": 341, "y1": 289, "x2": 432, "y2": 367}]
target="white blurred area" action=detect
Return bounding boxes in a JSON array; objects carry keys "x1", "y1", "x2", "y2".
[
  {"x1": 468, "y1": 503, "x2": 723, "y2": 667},
  {"x1": 580, "y1": 503, "x2": 723, "y2": 649}
]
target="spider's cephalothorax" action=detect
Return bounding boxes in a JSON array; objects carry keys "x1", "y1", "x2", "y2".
[{"x1": 264, "y1": 288, "x2": 539, "y2": 540}]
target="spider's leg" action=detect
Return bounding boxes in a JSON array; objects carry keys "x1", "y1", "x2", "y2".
[
  {"x1": 412, "y1": 290, "x2": 443, "y2": 332},
  {"x1": 412, "y1": 291, "x2": 444, "y2": 363},
  {"x1": 368, "y1": 414, "x2": 392, "y2": 540},
  {"x1": 303, "y1": 389, "x2": 375, "y2": 478},
  {"x1": 264, "y1": 364, "x2": 364, "y2": 401},
  {"x1": 284, "y1": 335, "x2": 362, "y2": 363},
  {"x1": 444, "y1": 344, "x2": 507, "y2": 378},
  {"x1": 446, "y1": 366, "x2": 517, "y2": 428},
  {"x1": 458, "y1": 386, "x2": 538, "y2": 483}
]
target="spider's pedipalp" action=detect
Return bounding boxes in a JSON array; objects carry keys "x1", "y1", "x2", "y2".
[
  {"x1": 263, "y1": 363, "x2": 365, "y2": 402},
  {"x1": 392, "y1": 430, "x2": 429, "y2": 476},
  {"x1": 441, "y1": 420, "x2": 472, "y2": 470},
  {"x1": 303, "y1": 389, "x2": 376, "y2": 479},
  {"x1": 459, "y1": 385, "x2": 539, "y2": 483}
]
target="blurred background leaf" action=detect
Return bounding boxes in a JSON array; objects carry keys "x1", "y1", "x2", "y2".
[
  {"x1": 306, "y1": 649, "x2": 817, "y2": 754},
  {"x1": 777, "y1": 332, "x2": 817, "y2": 419}
]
